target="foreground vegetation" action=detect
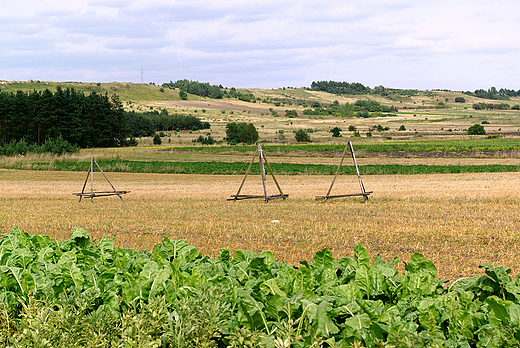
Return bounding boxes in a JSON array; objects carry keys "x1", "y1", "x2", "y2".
[{"x1": 1, "y1": 227, "x2": 519, "y2": 347}]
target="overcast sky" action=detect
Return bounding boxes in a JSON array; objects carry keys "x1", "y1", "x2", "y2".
[{"x1": 1, "y1": 0, "x2": 519, "y2": 91}]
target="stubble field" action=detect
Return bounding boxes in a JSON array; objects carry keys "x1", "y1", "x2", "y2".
[{"x1": 1, "y1": 168, "x2": 519, "y2": 282}]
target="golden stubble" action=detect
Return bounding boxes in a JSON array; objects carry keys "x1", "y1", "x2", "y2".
[{"x1": 1, "y1": 169, "x2": 520, "y2": 281}]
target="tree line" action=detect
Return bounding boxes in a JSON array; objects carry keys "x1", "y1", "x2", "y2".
[
  {"x1": 303, "y1": 99, "x2": 397, "y2": 117},
  {"x1": 162, "y1": 79, "x2": 225, "y2": 99},
  {"x1": 310, "y1": 81, "x2": 371, "y2": 95},
  {"x1": 125, "y1": 110, "x2": 210, "y2": 138},
  {"x1": 0, "y1": 88, "x2": 210, "y2": 149},
  {"x1": 162, "y1": 80, "x2": 258, "y2": 102},
  {"x1": 0, "y1": 87, "x2": 126, "y2": 148},
  {"x1": 464, "y1": 87, "x2": 520, "y2": 100},
  {"x1": 472, "y1": 102, "x2": 512, "y2": 110}
]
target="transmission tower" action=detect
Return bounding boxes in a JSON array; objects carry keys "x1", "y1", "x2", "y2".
[{"x1": 140, "y1": 66, "x2": 144, "y2": 83}]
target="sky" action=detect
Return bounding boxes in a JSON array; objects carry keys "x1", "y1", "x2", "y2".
[{"x1": 1, "y1": 0, "x2": 519, "y2": 91}]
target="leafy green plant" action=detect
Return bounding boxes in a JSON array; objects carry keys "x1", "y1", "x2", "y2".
[{"x1": 2, "y1": 227, "x2": 520, "y2": 347}]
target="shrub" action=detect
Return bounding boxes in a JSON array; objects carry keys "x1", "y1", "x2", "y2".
[
  {"x1": 153, "y1": 134, "x2": 162, "y2": 145},
  {"x1": 455, "y1": 97, "x2": 465, "y2": 103},
  {"x1": 398, "y1": 125, "x2": 406, "y2": 131},
  {"x1": 195, "y1": 135, "x2": 215, "y2": 145},
  {"x1": 467, "y1": 124, "x2": 486, "y2": 135},
  {"x1": 330, "y1": 127, "x2": 342, "y2": 137},
  {"x1": 225, "y1": 122, "x2": 259, "y2": 145},
  {"x1": 127, "y1": 137, "x2": 139, "y2": 146},
  {"x1": 294, "y1": 129, "x2": 311, "y2": 142},
  {"x1": 285, "y1": 110, "x2": 298, "y2": 118},
  {"x1": 0, "y1": 136, "x2": 79, "y2": 156}
]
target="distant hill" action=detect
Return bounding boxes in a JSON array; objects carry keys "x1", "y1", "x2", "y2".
[{"x1": 1, "y1": 80, "x2": 518, "y2": 111}]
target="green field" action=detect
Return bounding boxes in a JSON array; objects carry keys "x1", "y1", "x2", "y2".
[{"x1": 2, "y1": 158, "x2": 520, "y2": 176}]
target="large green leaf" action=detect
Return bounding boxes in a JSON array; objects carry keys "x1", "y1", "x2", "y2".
[
  {"x1": 149, "y1": 265, "x2": 173, "y2": 298},
  {"x1": 304, "y1": 300, "x2": 339, "y2": 337},
  {"x1": 139, "y1": 260, "x2": 159, "y2": 283},
  {"x1": 354, "y1": 243, "x2": 370, "y2": 269},
  {"x1": 486, "y1": 296, "x2": 513, "y2": 324},
  {"x1": 343, "y1": 313, "x2": 371, "y2": 331},
  {"x1": 355, "y1": 265, "x2": 370, "y2": 298},
  {"x1": 404, "y1": 253, "x2": 438, "y2": 277},
  {"x1": 6, "y1": 248, "x2": 34, "y2": 269},
  {"x1": 313, "y1": 248, "x2": 334, "y2": 270},
  {"x1": 261, "y1": 278, "x2": 286, "y2": 297}
]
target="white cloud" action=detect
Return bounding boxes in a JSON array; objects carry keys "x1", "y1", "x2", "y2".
[{"x1": 1, "y1": 0, "x2": 519, "y2": 89}]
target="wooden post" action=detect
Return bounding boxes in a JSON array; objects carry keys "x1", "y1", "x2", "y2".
[
  {"x1": 323, "y1": 142, "x2": 350, "y2": 202},
  {"x1": 316, "y1": 141, "x2": 372, "y2": 202},
  {"x1": 73, "y1": 157, "x2": 129, "y2": 201},
  {"x1": 94, "y1": 159, "x2": 124, "y2": 201},
  {"x1": 349, "y1": 141, "x2": 368, "y2": 203},
  {"x1": 78, "y1": 158, "x2": 93, "y2": 202},
  {"x1": 231, "y1": 148, "x2": 258, "y2": 201},
  {"x1": 258, "y1": 144, "x2": 269, "y2": 203},
  {"x1": 228, "y1": 144, "x2": 288, "y2": 202},
  {"x1": 262, "y1": 152, "x2": 286, "y2": 199},
  {"x1": 90, "y1": 157, "x2": 94, "y2": 202}
]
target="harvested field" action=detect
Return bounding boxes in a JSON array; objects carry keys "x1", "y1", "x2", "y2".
[
  {"x1": 160, "y1": 100, "x2": 280, "y2": 114},
  {"x1": 1, "y1": 169, "x2": 519, "y2": 281}
]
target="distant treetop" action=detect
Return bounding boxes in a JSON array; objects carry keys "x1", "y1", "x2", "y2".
[
  {"x1": 310, "y1": 81, "x2": 370, "y2": 95},
  {"x1": 463, "y1": 87, "x2": 520, "y2": 100}
]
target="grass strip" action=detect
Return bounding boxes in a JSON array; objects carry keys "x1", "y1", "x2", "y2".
[
  {"x1": 2, "y1": 160, "x2": 520, "y2": 175},
  {"x1": 161, "y1": 138, "x2": 520, "y2": 154}
]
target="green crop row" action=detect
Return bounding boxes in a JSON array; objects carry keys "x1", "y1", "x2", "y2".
[
  {"x1": 162, "y1": 138, "x2": 520, "y2": 154},
  {"x1": 3, "y1": 159, "x2": 520, "y2": 175},
  {"x1": 1, "y1": 227, "x2": 519, "y2": 347}
]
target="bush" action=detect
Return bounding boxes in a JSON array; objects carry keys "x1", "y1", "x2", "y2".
[
  {"x1": 356, "y1": 111, "x2": 371, "y2": 118},
  {"x1": 0, "y1": 136, "x2": 79, "y2": 156},
  {"x1": 127, "y1": 137, "x2": 139, "y2": 146},
  {"x1": 330, "y1": 127, "x2": 342, "y2": 137},
  {"x1": 285, "y1": 110, "x2": 298, "y2": 118},
  {"x1": 225, "y1": 122, "x2": 259, "y2": 145},
  {"x1": 398, "y1": 125, "x2": 406, "y2": 131},
  {"x1": 454, "y1": 97, "x2": 466, "y2": 103},
  {"x1": 348, "y1": 125, "x2": 357, "y2": 132},
  {"x1": 195, "y1": 135, "x2": 215, "y2": 145},
  {"x1": 294, "y1": 129, "x2": 311, "y2": 142},
  {"x1": 467, "y1": 124, "x2": 486, "y2": 135},
  {"x1": 153, "y1": 134, "x2": 162, "y2": 145}
]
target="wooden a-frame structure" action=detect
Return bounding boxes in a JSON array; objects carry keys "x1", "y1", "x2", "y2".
[
  {"x1": 316, "y1": 141, "x2": 372, "y2": 203},
  {"x1": 73, "y1": 157, "x2": 130, "y2": 202},
  {"x1": 228, "y1": 144, "x2": 288, "y2": 203}
]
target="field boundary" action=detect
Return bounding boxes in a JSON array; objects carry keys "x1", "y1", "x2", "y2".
[{"x1": 1, "y1": 159, "x2": 520, "y2": 175}]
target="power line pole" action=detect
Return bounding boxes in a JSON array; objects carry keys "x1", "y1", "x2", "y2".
[{"x1": 140, "y1": 66, "x2": 144, "y2": 83}]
